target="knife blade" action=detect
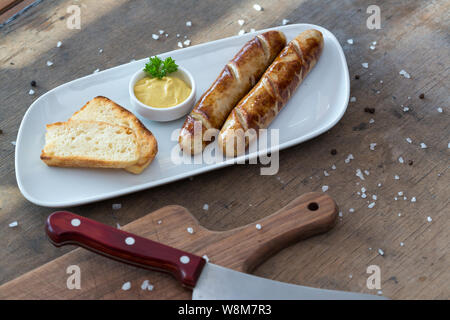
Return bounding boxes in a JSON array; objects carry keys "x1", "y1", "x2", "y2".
[
  {"x1": 46, "y1": 211, "x2": 387, "y2": 300},
  {"x1": 193, "y1": 263, "x2": 386, "y2": 300}
]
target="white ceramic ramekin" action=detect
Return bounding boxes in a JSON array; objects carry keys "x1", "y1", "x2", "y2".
[{"x1": 129, "y1": 66, "x2": 196, "y2": 122}]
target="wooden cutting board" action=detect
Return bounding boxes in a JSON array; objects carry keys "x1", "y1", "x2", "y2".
[{"x1": 0, "y1": 192, "x2": 337, "y2": 299}]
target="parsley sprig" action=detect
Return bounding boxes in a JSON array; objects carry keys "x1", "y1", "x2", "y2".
[{"x1": 143, "y1": 56, "x2": 178, "y2": 79}]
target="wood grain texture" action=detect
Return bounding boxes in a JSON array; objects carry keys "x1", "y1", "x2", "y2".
[
  {"x1": 0, "y1": 0, "x2": 448, "y2": 299},
  {"x1": 0, "y1": 192, "x2": 338, "y2": 299}
]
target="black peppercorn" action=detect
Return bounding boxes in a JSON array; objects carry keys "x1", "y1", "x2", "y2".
[
  {"x1": 331, "y1": 149, "x2": 337, "y2": 155},
  {"x1": 30, "y1": 80, "x2": 37, "y2": 87},
  {"x1": 355, "y1": 75, "x2": 360, "y2": 80},
  {"x1": 419, "y1": 93, "x2": 424, "y2": 99}
]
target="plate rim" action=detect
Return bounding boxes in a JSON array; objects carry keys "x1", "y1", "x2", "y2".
[{"x1": 15, "y1": 23, "x2": 349, "y2": 207}]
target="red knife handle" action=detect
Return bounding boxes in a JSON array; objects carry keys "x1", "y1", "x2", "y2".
[{"x1": 45, "y1": 211, "x2": 206, "y2": 288}]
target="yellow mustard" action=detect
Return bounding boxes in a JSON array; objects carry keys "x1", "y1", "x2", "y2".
[{"x1": 134, "y1": 76, "x2": 191, "y2": 108}]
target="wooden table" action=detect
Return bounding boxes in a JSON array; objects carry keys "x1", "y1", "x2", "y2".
[{"x1": 0, "y1": 0, "x2": 448, "y2": 299}]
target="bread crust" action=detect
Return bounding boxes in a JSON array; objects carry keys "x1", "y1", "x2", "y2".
[{"x1": 70, "y1": 96, "x2": 158, "y2": 173}]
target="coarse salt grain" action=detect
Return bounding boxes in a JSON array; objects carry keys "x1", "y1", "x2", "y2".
[
  {"x1": 282, "y1": 19, "x2": 290, "y2": 25},
  {"x1": 203, "y1": 204, "x2": 209, "y2": 211},
  {"x1": 411, "y1": 197, "x2": 416, "y2": 202},
  {"x1": 238, "y1": 19, "x2": 245, "y2": 26},
  {"x1": 159, "y1": 30, "x2": 164, "y2": 34},
  {"x1": 93, "y1": 69, "x2": 100, "y2": 74},
  {"x1": 253, "y1": 4, "x2": 262, "y2": 11},
  {"x1": 362, "y1": 62, "x2": 368, "y2": 68},
  {"x1": 361, "y1": 193, "x2": 367, "y2": 199},
  {"x1": 331, "y1": 164, "x2": 336, "y2": 170},
  {"x1": 186, "y1": 21, "x2": 192, "y2": 27},
  {"x1": 141, "y1": 280, "x2": 149, "y2": 290},
  {"x1": 372, "y1": 195, "x2": 377, "y2": 200},
  {"x1": 338, "y1": 211, "x2": 343, "y2": 217},
  {"x1": 177, "y1": 42, "x2": 183, "y2": 48},
  {"x1": 400, "y1": 242, "x2": 404, "y2": 247},
  {"x1": 347, "y1": 39, "x2": 353, "y2": 44},
  {"x1": 345, "y1": 154, "x2": 354, "y2": 164},
  {"x1": 256, "y1": 223, "x2": 262, "y2": 230},
  {"x1": 238, "y1": 29, "x2": 245, "y2": 36},
  {"x1": 183, "y1": 39, "x2": 191, "y2": 46},
  {"x1": 437, "y1": 107, "x2": 443, "y2": 113},
  {"x1": 403, "y1": 106, "x2": 409, "y2": 112},
  {"x1": 46, "y1": 61, "x2": 53, "y2": 66},
  {"x1": 350, "y1": 96, "x2": 356, "y2": 102},
  {"x1": 121, "y1": 282, "x2": 131, "y2": 290},
  {"x1": 98, "y1": 48, "x2": 103, "y2": 53},
  {"x1": 427, "y1": 216, "x2": 432, "y2": 222},
  {"x1": 369, "y1": 118, "x2": 375, "y2": 124},
  {"x1": 398, "y1": 156, "x2": 404, "y2": 163},
  {"x1": 116, "y1": 223, "x2": 121, "y2": 229},
  {"x1": 420, "y1": 142, "x2": 427, "y2": 149},
  {"x1": 378, "y1": 183, "x2": 382, "y2": 187},
  {"x1": 324, "y1": 170, "x2": 330, "y2": 177},
  {"x1": 56, "y1": 41, "x2": 62, "y2": 48},
  {"x1": 369, "y1": 45, "x2": 376, "y2": 50},
  {"x1": 378, "y1": 248, "x2": 384, "y2": 256},
  {"x1": 406, "y1": 137, "x2": 412, "y2": 144},
  {"x1": 394, "y1": 175, "x2": 400, "y2": 180},
  {"x1": 29, "y1": 89, "x2": 35, "y2": 95},
  {"x1": 187, "y1": 227, "x2": 194, "y2": 234},
  {"x1": 152, "y1": 34, "x2": 159, "y2": 40},
  {"x1": 9, "y1": 221, "x2": 18, "y2": 228},
  {"x1": 202, "y1": 255, "x2": 210, "y2": 262},
  {"x1": 11, "y1": 141, "x2": 16, "y2": 146},
  {"x1": 112, "y1": 203, "x2": 121, "y2": 210},
  {"x1": 399, "y1": 69, "x2": 411, "y2": 78},
  {"x1": 364, "y1": 170, "x2": 370, "y2": 176},
  {"x1": 322, "y1": 185, "x2": 329, "y2": 192},
  {"x1": 356, "y1": 169, "x2": 365, "y2": 180},
  {"x1": 250, "y1": 28, "x2": 256, "y2": 33},
  {"x1": 368, "y1": 202, "x2": 375, "y2": 208},
  {"x1": 370, "y1": 143, "x2": 377, "y2": 151},
  {"x1": 398, "y1": 191, "x2": 403, "y2": 196},
  {"x1": 349, "y1": 208, "x2": 355, "y2": 213}
]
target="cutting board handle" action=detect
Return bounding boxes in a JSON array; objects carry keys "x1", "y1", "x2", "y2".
[
  {"x1": 227, "y1": 192, "x2": 338, "y2": 273},
  {"x1": 45, "y1": 211, "x2": 206, "y2": 288}
]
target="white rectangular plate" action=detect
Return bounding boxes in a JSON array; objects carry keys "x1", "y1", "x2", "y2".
[{"x1": 15, "y1": 24, "x2": 349, "y2": 207}]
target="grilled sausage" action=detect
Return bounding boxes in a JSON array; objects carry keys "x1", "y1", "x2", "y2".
[
  {"x1": 179, "y1": 31, "x2": 286, "y2": 154},
  {"x1": 218, "y1": 29, "x2": 324, "y2": 157}
]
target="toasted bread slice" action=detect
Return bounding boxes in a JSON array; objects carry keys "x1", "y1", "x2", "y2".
[
  {"x1": 41, "y1": 120, "x2": 140, "y2": 168},
  {"x1": 70, "y1": 96, "x2": 158, "y2": 174}
]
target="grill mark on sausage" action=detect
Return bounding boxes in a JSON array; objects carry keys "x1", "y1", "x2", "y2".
[
  {"x1": 227, "y1": 62, "x2": 241, "y2": 83},
  {"x1": 256, "y1": 34, "x2": 270, "y2": 62}
]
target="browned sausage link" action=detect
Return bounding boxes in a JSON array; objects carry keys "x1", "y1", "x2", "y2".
[
  {"x1": 218, "y1": 29, "x2": 324, "y2": 156},
  {"x1": 179, "y1": 30, "x2": 286, "y2": 154}
]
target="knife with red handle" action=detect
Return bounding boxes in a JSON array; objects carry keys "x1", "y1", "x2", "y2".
[
  {"x1": 46, "y1": 207, "x2": 387, "y2": 299},
  {"x1": 46, "y1": 211, "x2": 205, "y2": 288}
]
